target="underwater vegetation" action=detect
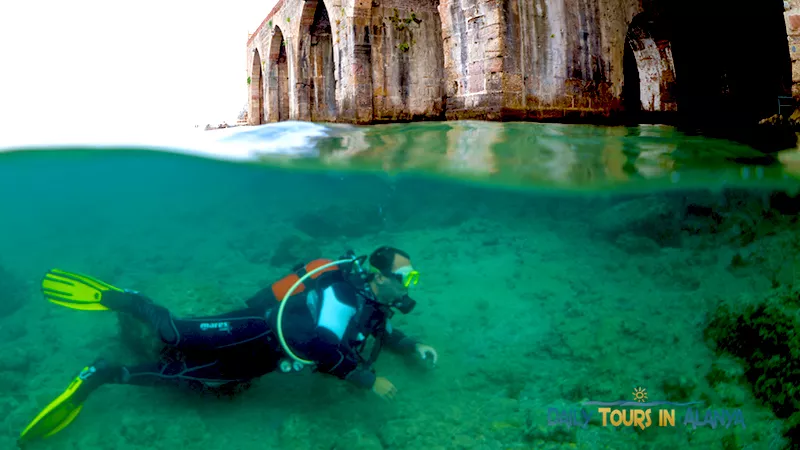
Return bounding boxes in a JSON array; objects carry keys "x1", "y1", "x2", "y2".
[
  {"x1": 700, "y1": 191, "x2": 800, "y2": 446},
  {"x1": 705, "y1": 285, "x2": 800, "y2": 444}
]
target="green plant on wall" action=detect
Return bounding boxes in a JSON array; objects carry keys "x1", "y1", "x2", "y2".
[
  {"x1": 247, "y1": 76, "x2": 251, "y2": 85},
  {"x1": 268, "y1": 19, "x2": 272, "y2": 28},
  {"x1": 388, "y1": 9, "x2": 422, "y2": 53},
  {"x1": 388, "y1": 9, "x2": 422, "y2": 32}
]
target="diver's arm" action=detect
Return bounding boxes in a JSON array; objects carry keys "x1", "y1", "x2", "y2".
[
  {"x1": 306, "y1": 328, "x2": 377, "y2": 389},
  {"x1": 302, "y1": 282, "x2": 380, "y2": 389},
  {"x1": 383, "y1": 321, "x2": 418, "y2": 354},
  {"x1": 242, "y1": 286, "x2": 275, "y2": 313}
]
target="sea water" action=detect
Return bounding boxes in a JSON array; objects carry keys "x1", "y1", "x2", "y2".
[{"x1": 0, "y1": 121, "x2": 796, "y2": 449}]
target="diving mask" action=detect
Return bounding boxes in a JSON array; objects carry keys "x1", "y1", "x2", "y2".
[
  {"x1": 388, "y1": 266, "x2": 418, "y2": 314},
  {"x1": 391, "y1": 266, "x2": 420, "y2": 288}
]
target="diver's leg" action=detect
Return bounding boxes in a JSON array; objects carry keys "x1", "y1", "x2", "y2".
[
  {"x1": 167, "y1": 310, "x2": 277, "y2": 352},
  {"x1": 17, "y1": 359, "x2": 126, "y2": 443},
  {"x1": 17, "y1": 357, "x2": 240, "y2": 444},
  {"x1": 104, "y1": 291, "x2": 275, "y2": 353},
  {"x1": 118, "y1": 359, "x2": 241, "y2": 390},
  {"x1": 102, "y1": 291, "x2": 180, "y2": 345}
]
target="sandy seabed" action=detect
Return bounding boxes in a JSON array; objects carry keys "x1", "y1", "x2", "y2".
[{"x1": 0, "y1": 157, "x2": 794, "y2": 450}]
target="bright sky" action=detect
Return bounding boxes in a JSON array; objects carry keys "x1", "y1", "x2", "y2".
[{"x1": 0, "y1": 0, "x2": 276, "y2": 145}]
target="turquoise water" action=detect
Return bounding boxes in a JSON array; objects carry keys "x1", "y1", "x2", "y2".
[{"x1": 1, "y1": 121, "x2": 799, "y2": 449}]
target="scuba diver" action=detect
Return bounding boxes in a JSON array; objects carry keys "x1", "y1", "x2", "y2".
[{"x1": 18, "y1": 246, "x2": 438, "y2": 445}]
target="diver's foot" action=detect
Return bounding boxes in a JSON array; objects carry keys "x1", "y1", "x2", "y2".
[
  {"x1": 17, "y1": 359, "x2": 121, "y2": 444},
  {"x1": 72, "y1": 359, "x2": 121, "y2": 402}
]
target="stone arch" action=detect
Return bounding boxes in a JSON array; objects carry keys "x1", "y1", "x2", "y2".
[
  {"x1": 297, "y1": 0, "x2": 338, "y2": 122},
  {"x1": 267, "y1": 26, "x2": 290, "y2": 122},
  {"x1": 622, "y1": 13, "x2": 678, "y2": 114},
  {"x1": 249, "y1": 48, "x2": 265, "y2": 125},
  {"x1": 370, "y1": 0, "x2": 445, "y2": 120}
]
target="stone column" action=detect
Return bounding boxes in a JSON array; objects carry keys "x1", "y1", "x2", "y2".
[
  {"x1": 785, "y1": 0, "x2": 800, "y2": 97},
  {"x1": 353, "y1": 10, "x2": 375, "y2": 123},
  {"x1": 338, "y1": 3, "x2": 374, "y2": 124},
  {"x1": 439, "y1": 0, "x2": 504, "y2": 120}
]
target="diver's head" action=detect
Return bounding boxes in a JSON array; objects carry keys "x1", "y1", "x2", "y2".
[{"x1": 366, "y1": 246, "x2": 419, "y2": 314}]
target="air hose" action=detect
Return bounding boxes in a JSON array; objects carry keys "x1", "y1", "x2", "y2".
[{"x1": 275, "y1": 254, "x2": 365, "y2": 366}]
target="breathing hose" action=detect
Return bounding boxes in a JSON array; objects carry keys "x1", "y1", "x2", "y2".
[{"x1": 276, "y1": 256, "x2": 362, "y2": 365}]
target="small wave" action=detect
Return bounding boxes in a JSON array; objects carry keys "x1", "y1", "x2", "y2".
[
  {"x1": 0, "y1": 121, "x2": 336, "y2": 163},
  {"x1": 210, "y1": 121, "x2": 333, "y2": 159}
]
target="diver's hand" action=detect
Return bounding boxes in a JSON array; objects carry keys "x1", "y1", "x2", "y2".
[
  {"x1": 415, "y1": 343, "x2": 438, "y2": 366},
  {"x1": 372, "y1": 376, "x2": 397, "y2": 401}
]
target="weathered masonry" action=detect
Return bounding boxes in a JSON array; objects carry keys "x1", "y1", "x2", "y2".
[{"x1": 246, "y1": 0, "x2": 796, "y2": 126}]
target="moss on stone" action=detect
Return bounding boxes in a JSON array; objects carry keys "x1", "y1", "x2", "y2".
[{"x1": 704, "y1": 286, "x2": 800, "y2": 442}]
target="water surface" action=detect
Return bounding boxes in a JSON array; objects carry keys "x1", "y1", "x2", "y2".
[{"x1": 0, "y1": 121, "x2": 797, "y2": 449}]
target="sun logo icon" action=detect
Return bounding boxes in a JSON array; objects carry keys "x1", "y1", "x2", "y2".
[{"x1": 632, "y1": 387, "x2": 648, "y2": 403}]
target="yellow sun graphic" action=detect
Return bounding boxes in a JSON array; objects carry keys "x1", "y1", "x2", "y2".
[{"x1": 632, "y1": 387, "x2": 648, "y2": 403}]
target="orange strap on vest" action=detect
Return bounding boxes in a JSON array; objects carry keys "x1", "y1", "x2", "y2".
[{"x1": 270, "y1": 258, "x2": 340, "y2": 301}]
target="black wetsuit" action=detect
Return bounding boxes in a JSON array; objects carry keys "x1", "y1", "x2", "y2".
[{"x1": 107, "y1": 276, "x2": 418, "y2": 391}]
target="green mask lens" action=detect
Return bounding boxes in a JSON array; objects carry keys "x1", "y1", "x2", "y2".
[{"x1": 392, "y1": 266, "x2": 419, "y2": 288}]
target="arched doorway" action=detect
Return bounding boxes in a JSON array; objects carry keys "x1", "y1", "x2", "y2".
[
  {"x1": 622, "y1": 13, "x2": 678, "y2": 117},
  {"x1": 268, "y1": 27, "x2": 290, "y2": 122},
  {"x1": 298, "y1": 0, "x2": 337, "y2": 122},
  {"x1": 250, "y1": 49, "x2": 265, "y2": 125}
]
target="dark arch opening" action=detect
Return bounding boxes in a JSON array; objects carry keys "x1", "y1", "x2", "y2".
[
  {"x1": 621, "y1": 40, "x2": 641, "y2": 115},
  {"x1": 298, "y1": 1, "x2": 337, "y2": 121},
  {"x1": 268, "y1": 27, "x2": 289, "y2": 122},
  {"x1": 659, "y1": 0, "x2": 793, "y2": 149}
]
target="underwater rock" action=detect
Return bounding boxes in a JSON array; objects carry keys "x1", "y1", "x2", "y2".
[
  {"x1": 270, "y1": 234, "x2": 322, "y2": 268},
  {"x1": 725, "y1": 232, "x2": 800, "y2": 290},
  {"x1": 661, "y1": 377, "x2": 697, "y2": 403},
  {"x1": 0, "y1": 264, "x2": 25, "y2": 318},
  {"x1": 0, "y1": 346, "x2": 32, "y2": 373},
  {"x1": 0, "y1": 396, "x2": 18, "y2": 421},
  {"x1": 293, "y1": 203, "x2": 383, "y2": 239},
  {"x1": 228, "y1": 228, "x2": 275, "y2": 264},
  {"x1": 613, "y1": 234, "x2": 661, "y2": 254},
  {"x1": 595, "y1": 195, "x2": 683, "y2": 247},
  {"x1": 704, "y1": 287, "x2": 800, "y2": 442},
  {"x1": 680, "y1": 188, "x2": 798, "y2": 247},
  {"x1": 0, "y1": 319, "x2": 27, "y2": 343},
  {"x1": 0, "y1": 371, "x2": 24, "y2": 394},
  {"x1": 332, "y1": 429, "x2": 383, "y2": 450}
]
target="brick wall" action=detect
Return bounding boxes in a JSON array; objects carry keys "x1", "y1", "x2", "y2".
[{"x1": 785, "y1": 0, "x2": 800, "y2": 96}]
